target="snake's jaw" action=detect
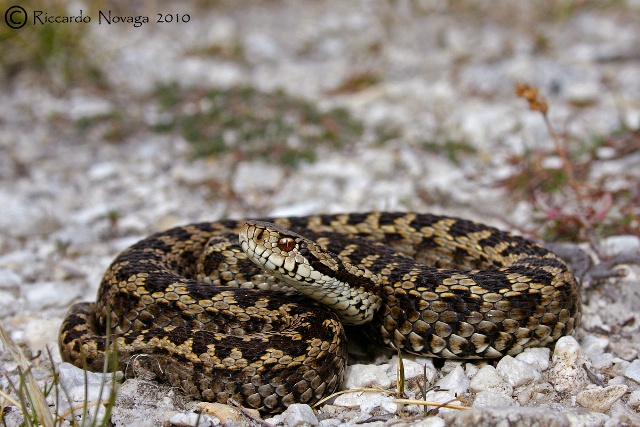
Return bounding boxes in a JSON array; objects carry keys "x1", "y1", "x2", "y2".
[{"x1": 240, "y1": 220, "x2": 381, "y2": 325}]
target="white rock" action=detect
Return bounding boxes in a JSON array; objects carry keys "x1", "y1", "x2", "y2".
[
  {"x1": 318, "y1": 419, "x2": 341, "y2": 427},
  {"x1": 595, "y1": 146, "x2": 617, "y2": 160},
  {"x1": 563, "y1": 410, "x2": 617, "y2": 427},
  {"x1": 244, "y1": 32, "x2": 280, "y2": 63},
  {"x1": 23, "y1": 281, "x2": 83, "y2": 311},
  {"x1": 71, "y1": 203, "x2": 112, "y2": 224},
  {"x1": 608, "y1": 375, "x2": 626, "y2": 386},
  {"x1": 423, "y1": 364, "x2": 470, "y2": 414},
  {"x1": 601, "y1": 235, "x2": 640, "y2": 256},
  {"x1": 469, "y1": 365, "x2": 513, "y2": 396},
  {"x1": 67, "y1": 95, "x2": 113, "y2": 121},
  {"x1": 169, "y1": 413, "x2": 216, "y2": 427},
  {"x1": 232, "y1": 161, "x2": 285, "y2": 193},
  {"x1": 464, "y1": 362, "x2": 480, "y2": 379},
  {"x1": 204, "y1": 16, "x2": 237, "y2": 47},
  {"x1": 53, "y1": 259, "x2": 87, "y2": 281},
  {"x1": 421, "y1": 160, "x2": 467, "y2": 200},
  {"x1": 576, "y1": 384, "x2": 628, "y2": 413},
  {"x1": 540, "y1": 155, "x2": 564, "y2": 169},
  {"x1": 52, "y1": 224, "x2": 100, "y2": 248},
  {"x1": 472, "y1": 390, "x2": 517, "y2": 408},
  {"x1": 423, "y1": 390, "x2": 461, "y2": 415},
  {"x1": 54, "y1": 363, "x2": 121, "y2": 425},
  {"x1": 0, "y1": 268, "x2": 21, "y2": 288},
  {"x1": 496, "y1": 355, "x2": 540, "y2": 387},
  {"x1": 332, "y1": 391, "x2": 388, "y2": 408},
  {"x1": 565, "y1": 81, "x2": 600, "y2": 106},
  {"x1": 398, "y1": 145, "x2": 424, "y2": 177},
  {"x1": 23, "y1": 318, "x2": 63, "y2": 353},
  {"x1": 264, "y1": 414, "x2": 282, "y2": 426},
  {"x1": 459, "y1": 104, "x2": 517, "y2": 143},
  {"x1": 343, "y1": 364, "x2": 391, "y2": 390},
  {"x1": 624, "y1": 359, "x2": 640, "y2": 383},
  {"x1": 117, "y1": 215, "x2": 148, "y2": 235},
  {"x1": 409, "y1": 416, "x2": 446, "y2": 427},
  {"x1": 548, "y1": 336, "x2": 589, "y2": 393},
  {"x1": 387, "y1": 355, "x2": 437, "y2": 385},
  {"x1": 88, "y1": 161, "x2": 118, "y2": 181},
  {"x1": 56, "y1": 362, "x2": 121, "y2": 395},
  {"x1": 613, "y1": 359, "x2": 631, "y2": 374},
  {"x1": 435, "y1": 364, "x2": 469, "y2": 396},
  {"x1": 581, "y1": 335, "x2": 614, "y2": 370},
  {"x1": 0, "y1": 190, "x2": 61, "y2": 237},
  {"x1": 512, "y1": 382, "x2": 551, "y2": 405},
  {"x1": 280, "y1": 404, "x2": 319, "y2": 427},
  {"x1": 359, "y1": 394, "x2": 397, "y2": 415},
  {"x1": 171, "y1": 158, "x2": 228, "y2": 186},
  {"x1": 0, "y1": 290, "x2": 18, "y2": 314},
  {"x1": 628, "y1": 390, "x2": 640, "y2": 410},
  {"x1": 580, "y1": 313, "x2": 611, "y2": 333},
  {"x1": 440, "y1": 360, "x2": 463, "y2": 375},
  {"x1": 302, "y1": 155, "x2": 367, "y2": 181},
  {"x1": 608, "y1": 399, "x2": 640, "y2": 427},
  {"x1": 515, "y1": 347, "x2": 551, "y2": 371},
  {"x1": 269, "y1": 200, "x2": 328, "y2": 218}
]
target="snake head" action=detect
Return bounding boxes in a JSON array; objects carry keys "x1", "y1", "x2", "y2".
[
  {"x1": 238, "y1": 220, "x2": 322, "y2": 280},
  {"x1": 239, "y1": 220, "x2": 381, "y2": 325}
]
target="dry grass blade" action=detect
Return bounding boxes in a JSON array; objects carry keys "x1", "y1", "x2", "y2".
[
  {"x1": 396, "y1": 349, "x2": 405, "y2": 398},
  {"x1": 392, "y1": 398, "x2": 469, "y2": 410},
  {"x1": 312, "y1": 387, "x2": 391, "y2": 408},
  {"x1": 227, "y1": 398, "x2": 274, "y2": 427},
  {"x1": 312, "y1": 387, "x2": 470, "y2": 412},
  {"x1": 0, "y1": 388, "x2": 21, "y2": 407},
  {"x1": 56, "y1": 400, "x2": 111, "y2": 422},
  {"x1": 0, "y1": 323, "x2": 55, "y2": 427}
]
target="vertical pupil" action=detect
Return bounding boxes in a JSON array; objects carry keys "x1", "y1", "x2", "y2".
[{"x1": 278, "y1": 238, "x2": 294, "y2": 251}]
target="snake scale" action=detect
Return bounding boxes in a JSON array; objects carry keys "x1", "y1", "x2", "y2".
[{"x1": 59, "y1": 212, "x2": 580, "y2": 413}]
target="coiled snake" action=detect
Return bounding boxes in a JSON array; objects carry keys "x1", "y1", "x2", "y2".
[{"x1": 59, "y1": 212, "x2": 580, "y2": 413}]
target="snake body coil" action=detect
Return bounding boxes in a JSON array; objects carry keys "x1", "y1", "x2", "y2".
[{"x1": 59, "y1": 212, "x2": 580, "y2": 413}]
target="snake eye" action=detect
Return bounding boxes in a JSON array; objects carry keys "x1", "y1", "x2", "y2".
[{"x1": 277, "y1": 237, "x2": 295, "y2": 252}]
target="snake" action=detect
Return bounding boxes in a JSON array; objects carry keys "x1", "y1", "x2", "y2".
[{"x1": 59, "y1": 212, "x2": 580, "y2": 413}]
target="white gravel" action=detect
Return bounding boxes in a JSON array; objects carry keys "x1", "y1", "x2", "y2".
[
  {"x1": 2, "y1": 2, "x2": 640, "y2": 426},
  {"x1": 470, "y1": 365, "x2": 514, "y2": 396}
]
